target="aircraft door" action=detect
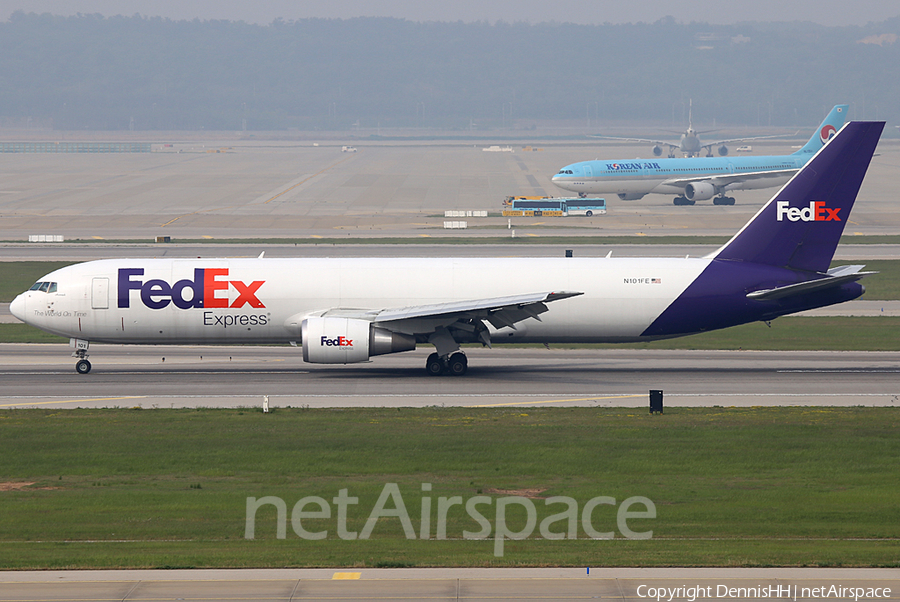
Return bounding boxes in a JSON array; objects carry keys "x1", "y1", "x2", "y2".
[
  {"x1": 91, "y1": 277, "x2": 109, "y2": 310},
  {"x1": 582, "y1": 165, "x2": 593, "y2": 178}
]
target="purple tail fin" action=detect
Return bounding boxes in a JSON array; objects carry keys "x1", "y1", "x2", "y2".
[{"x1": 714, "y1": 121, "x2": 884, "y2": 273}]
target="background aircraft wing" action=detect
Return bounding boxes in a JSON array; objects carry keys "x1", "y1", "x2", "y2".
[
  {"x1": 705, "y1": 131, "x2": 800, "y2": 148},
  {"x1": 588, "y1": 134, "x2": 679, "y2": 152}
]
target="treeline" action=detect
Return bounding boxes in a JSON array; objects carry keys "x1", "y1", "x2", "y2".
[{"x1": 1, "y1": 11, "x2": 899, "y2": 131}]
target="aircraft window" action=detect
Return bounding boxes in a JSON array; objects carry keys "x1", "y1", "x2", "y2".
[
  {"x1": 29, "y1": 282, "x2": 43, "y2": 291},
  {"x1": 38, "y1": 282, "x2": 50, "y2": 292},
  {"x1": 48, "y1": 282, "x2": 57, "y2": 293}
]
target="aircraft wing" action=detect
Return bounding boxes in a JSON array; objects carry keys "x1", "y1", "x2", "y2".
[
  {"x1": 370, "y1": 291, "x2": 582, "y2": 324},
  {"x1": 588, "y1": 134, "x2": 679, "y2": 152},
  {"x1": 311, "y1": 291, "x2": 583, "y2": 353},
  {"x1": 706, "y1": 131, "x2": 800, "y2": 147},
  {"x1": 661, "y1": 168, "x2": 798, "y2": 189},
  {"x1": 746, "y1": 266, "x2": 876, "y2": 301}
]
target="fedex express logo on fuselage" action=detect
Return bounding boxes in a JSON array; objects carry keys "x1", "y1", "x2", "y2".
[
  {"x1": 775, "y1": 201, "x2": 841, "y2": 222},
  {"x1": 117, "y1": 268, "x2": 265, "y2": 309}
]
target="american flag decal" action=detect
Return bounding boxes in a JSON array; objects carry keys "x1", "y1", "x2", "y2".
[{"x1": 651, "y1": 278, "x2": 661, "y2": 284}]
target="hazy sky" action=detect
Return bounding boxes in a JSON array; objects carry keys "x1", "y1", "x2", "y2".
[{"x1": 1, "y1": 0, "x2": 898, "y2": 26}]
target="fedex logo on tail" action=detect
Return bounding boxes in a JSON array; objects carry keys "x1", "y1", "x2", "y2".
[
  {"x1": 118, "y1": 268, "x2": 265, "y2": 310},
  {"x1": 776, "y1": 201, "x2": 841, "y2": 222}
]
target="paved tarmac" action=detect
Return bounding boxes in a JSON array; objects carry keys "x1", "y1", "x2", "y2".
[
  {"x1": 1, "y1": 346, "x2": 898, "y2": 409},
  {"x1": 1, "y1": 567, "x2": 898, "y2": 601},
  {"x1": 1, "y1": 138, "x2": 898, "y2": 240}
]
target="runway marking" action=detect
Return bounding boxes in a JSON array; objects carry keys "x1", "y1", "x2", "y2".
[
  {"x1": 0, "y1": 396, "x2": 146, "y2": 408},
  {"x1": 471, "y1": 394, "x2": 644, "y2": 407},
  {"x1": 160, "y1": 156, "x2": 353, "y2": 226},
  {"x1": 332, "y1": 572, "x2": 362, "y2": 580},
  {"x1": 262, "y1": 156, "x2": 353, "y2": 205},
  {"x1": 778, "y1": 369, "x2": 900, "y2": 373}
]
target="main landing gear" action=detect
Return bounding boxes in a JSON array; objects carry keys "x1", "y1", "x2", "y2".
[
  {"x1": 425, "y1": 352, "x2": 468, "y2": 376},
  {"x1": 673, "y1": 196, "x2": 695, "y2": 206},
  {"x1": 713, "y1": 196, "x2": 736, "y2": 205}
]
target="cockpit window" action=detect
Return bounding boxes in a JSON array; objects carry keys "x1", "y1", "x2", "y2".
[{"x1": 29, "y1": 281, "x2": 57, "y2": 293}]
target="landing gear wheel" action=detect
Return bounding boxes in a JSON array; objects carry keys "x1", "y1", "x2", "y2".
[
  {"x1": 713, "y1": 196, "x2": 735, "y2": 206},
  {"x1": 673, "y1": 196, "x2": 695, "y2": 206},
  {"x1": 447, "y1": 352, "x2": 468, "y2": 376},
  {"x1": 75, "y1": 359, "x2": 92, "y2": 374},
  {"x1": 425, "y1": 353, "x2": 445, "y2": 376}
]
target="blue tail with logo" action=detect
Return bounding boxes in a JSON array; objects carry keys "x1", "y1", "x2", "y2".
[
  {"x1": 715, "y1": 120, "x2": 884, "y2": 274},
  {"x1": 791, "y1": 104, "x2": 849, "y2": 157}
]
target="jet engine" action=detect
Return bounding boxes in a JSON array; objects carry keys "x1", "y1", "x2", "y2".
[
  {"x1": 652, "y1": 145, "x2": 663, "y2": 156},
  {"x1": 718, "y1": 145, "x2": 729, "y2": 156},
  {"x1": 617, "y1": 192, "x2": 647, "y2": 201},
  {"x1": 299, "y1": 316, "x2": 416, "y2": 364},
  {"x1": 684, "y1": 181, "x2": 717, "y2": 201}
]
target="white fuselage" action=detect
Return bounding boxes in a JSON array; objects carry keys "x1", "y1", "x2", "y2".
[{"x1": 13, "y1": 257, "x2": 711, "y2": 345}]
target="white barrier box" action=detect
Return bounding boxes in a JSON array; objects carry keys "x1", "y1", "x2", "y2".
[
  {"x1": 28, "y1": 234, "x2": 64, "y2": 242},
  {"x1": 444, "y1": 210, "x2": 487, "y2": 217},
  {"x1": 443, "y1": 221, "x2": 468, "y2": 229}
]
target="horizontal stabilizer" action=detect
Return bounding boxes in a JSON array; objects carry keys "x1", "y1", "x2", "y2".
[{"x1": 747, "y1": 265, "x2": 875, "y2": 301}]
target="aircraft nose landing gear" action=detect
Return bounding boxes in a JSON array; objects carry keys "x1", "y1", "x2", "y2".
[
  {"x1": 71, "y1": 338, "x2": 91, "y2": 374},
  {"x1": 425, "y1": 352, "x2": 468, "y2": 376}
]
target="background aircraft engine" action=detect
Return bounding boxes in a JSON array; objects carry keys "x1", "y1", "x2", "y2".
[
  {"x1": 718, "y1": 145, "x2": 729, "y2": 156},
  {"x1": 300, "y1": 317, "x2": 416, "y2": 364},
  {"x1": 617, "y1": 192, "x2": 647, "y2": 201},
  {"x1": 652, "y1": 145, "x2": 662, "y2": 156},
  {"x1": 684, "y1": 181, "x2": 717, "y2": 201}
]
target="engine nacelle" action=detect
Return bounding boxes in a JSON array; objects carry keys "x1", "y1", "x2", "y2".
[
  {"x1": 617, "y1": 192, "x2": 646, "y2": 201},
  {"x1": 300, "y1": 317, "x2": 416, "y2": 364},
  {"x1": 718, "y1": 145, "x2": 729, "y2": 156},
  {"x1": 652, "y1": 145, "x2": 662, "y2": 157},
  {"x1": 684, "y1": 181, "x2": 716, "y2": 201}
]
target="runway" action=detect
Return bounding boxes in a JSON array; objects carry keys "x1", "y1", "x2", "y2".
[
  {"x1": 1, "y1": 567, "x2": 898, "y2": 602},
  {"x1": 2, "y1": 345, "x2": 898, "y2": 409}
]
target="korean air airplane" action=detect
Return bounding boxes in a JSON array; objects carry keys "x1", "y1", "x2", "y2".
[
  {"x1": 10, "y1": 121, "x2": 883, "y2": 377},
  {"x1": 553, "y1": 105, "x2": 848, "y2": 205}
]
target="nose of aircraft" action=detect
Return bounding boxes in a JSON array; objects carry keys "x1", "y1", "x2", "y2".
[{"x1": 9, "y1": 293, "x2": 26, "y2": 322}]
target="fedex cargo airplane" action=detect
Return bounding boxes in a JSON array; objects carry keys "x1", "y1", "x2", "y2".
[
  {"x1": 553, "y1": 105, "x2": 848, "y2": 205},
  {"x1": 10, "y1": 122, "x2": 883, "y2": 377}
]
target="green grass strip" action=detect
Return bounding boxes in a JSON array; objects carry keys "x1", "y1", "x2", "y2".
[{"x1": 0, "y1": 407, "x2": 897, "y2": 568}]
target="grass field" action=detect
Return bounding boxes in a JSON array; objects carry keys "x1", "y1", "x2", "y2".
[{"x1": 0, "y1": 407, "x2": 897, "y2": 569}]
